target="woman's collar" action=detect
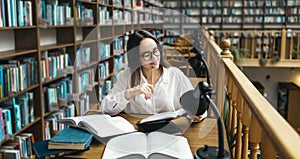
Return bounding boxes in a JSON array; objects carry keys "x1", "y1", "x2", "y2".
[{"x1": 140, "y1": 66, "x2": 169, "y2": 84}]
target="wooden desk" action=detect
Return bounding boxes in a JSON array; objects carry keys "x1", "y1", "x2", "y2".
[{"x1": 64, "y1": 114, "x2": 229, "y2": 158}]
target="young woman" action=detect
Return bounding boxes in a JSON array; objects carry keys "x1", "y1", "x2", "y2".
[{"x1": 101, "y1": 30, "x2": 194, "y2": 115}]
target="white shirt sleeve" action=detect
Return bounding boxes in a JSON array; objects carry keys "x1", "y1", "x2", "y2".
[{"x1": 101, "y1": 69, "x2": 131, "y2": 115}]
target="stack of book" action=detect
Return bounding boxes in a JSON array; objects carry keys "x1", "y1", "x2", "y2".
[
  {"x1": 33, "y1": 127, "x2": 93, "y2": 158},
  {"x1": 48, "y1": 127, "x2": 93, "y2": 150}
]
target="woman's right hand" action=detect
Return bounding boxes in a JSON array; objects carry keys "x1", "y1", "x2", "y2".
[{"x1": 125, "y1": 83, "x2": 154, "y2": 100}]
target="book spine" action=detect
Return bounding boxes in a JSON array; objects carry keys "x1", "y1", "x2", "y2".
[
  {"x1": 1, "y1": 0, "x2": 5, "y2": 26},
  {"x1": 0, "y1": 65, "x2": 3, "y2": 98},
  {"x1": 13, "y1": 100, "x2": 22, "y2": 132},
  {"x1": 17, "y1": 0, "x2": 24, "y2": 26},
  {"x1": 0, "y1": 108, "x2": 4, "y2": 141},
  {"x1": 28, "y1": 92, "x2": 34, "y2": 123},
  {"x1": 2, "y1": 109, "x2": 13, "y2": 136}
]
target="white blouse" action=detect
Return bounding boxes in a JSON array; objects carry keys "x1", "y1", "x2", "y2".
[{"x1": 101, "y1": 66, "x2": 194, "y2": 115}]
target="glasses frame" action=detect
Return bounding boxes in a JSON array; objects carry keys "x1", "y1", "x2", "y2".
[{"x1": 139, "y1": 47, "x2": 160, "y2": 61}]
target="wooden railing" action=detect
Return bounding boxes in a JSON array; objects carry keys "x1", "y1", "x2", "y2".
[
  {"x1": 200, "y1": 28, "x2": 300, "y2": 158},
  {"x1": 212, "y1": 27, "x2": 300, "y2": 67}
]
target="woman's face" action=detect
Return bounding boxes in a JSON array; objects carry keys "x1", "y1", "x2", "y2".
[{"x1": 139, "y1": 38, "x2": 160, "y2": 69}]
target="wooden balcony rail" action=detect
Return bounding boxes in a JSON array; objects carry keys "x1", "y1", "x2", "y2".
[
  {"x1": 200, "y1": 28, "x2": 300, "y2": 159},
  {"x1": 212, "y1": 26, "x2": 300, "y2": 67}
]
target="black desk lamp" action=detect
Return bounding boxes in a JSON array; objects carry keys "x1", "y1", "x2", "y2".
[
  {"x1": 180, "y1": 42, "x2": 231, "y2": 158},
  {"x1": 180, "y1": 81, "x2": 231, "y2": 159}
]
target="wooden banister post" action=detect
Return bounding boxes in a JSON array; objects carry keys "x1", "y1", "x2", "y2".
[
  {"x1": 280, "y1": 25, "x2": 286, "y2": 60},
  {"x1": 249, "y1": 116, "x2": 262, "y2": 159},
  {"x1": 241, "y1": 103, "x2": 251, "y2": 159},
  {"x1": 221, "y1": 39, "x2": 234, "y2": 60},
  {"x1": 209, "y1": 30, "x2": 215, "y2": 41},
  {"x1": 234, "y1": 95, "x2": 243, "y2": 159}
]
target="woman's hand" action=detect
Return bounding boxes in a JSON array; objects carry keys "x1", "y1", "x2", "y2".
[{"x1": 125, "y1": 83, "x2": 154, "y2": 100}]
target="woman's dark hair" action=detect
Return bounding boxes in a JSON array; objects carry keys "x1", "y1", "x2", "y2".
[{"x1": 126, "y1": 29, "x2": 168, "y2": 87}]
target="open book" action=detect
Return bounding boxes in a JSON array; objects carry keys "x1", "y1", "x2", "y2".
[
  {"x1": 140, "y1": 109, "x2": 186, "y2": 123},
  {"x1": 58, "y1": 114, "x2": 136, "y2": 142},
  {"x1": 140, "y1": 108, "x2": 207, "y2": 123},
  {"x1": 102, "y1": 131, "x2": 193, "y2": 159}
]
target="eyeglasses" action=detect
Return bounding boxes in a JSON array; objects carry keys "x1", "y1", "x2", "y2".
[{"x1": 139, "y1": 48, "x2": 160, "y2": 61}]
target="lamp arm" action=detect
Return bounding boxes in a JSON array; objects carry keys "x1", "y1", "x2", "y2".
[
  {"x1": 199, "y1": 57, "x2": 211, "y2": 87},
  {"x1": 190, "y1": 46, "x2": 211, "y2": 87},
  {"x1": 204, "y1": 94, "x2": 225, "y2": 158}
]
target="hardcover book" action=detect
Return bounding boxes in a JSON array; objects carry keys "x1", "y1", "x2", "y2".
[
  {"x1": 0, "y1": 149, "x2": 20, "y2": 159},
  {"x1": 58, "y1": 114, "x2": 136, "y2": 142},
  {"x1": 33, "y1": 140, "x2": 67, "y2": 158},
  {"x1": 2, "y1": 109, "x2": 12, "y2": 136},
  {"x1": 102, "y1": 131, "x2": 193, "y2": 159},
  {"x1": 48, "y1": 127, "x2": 93, "y2": 150}
]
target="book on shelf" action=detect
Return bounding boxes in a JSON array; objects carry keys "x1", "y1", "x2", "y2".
[
  {"x1": 102, "y1": 131, "x2": 193, "y2": 159},
  {"x1": 48, "y1": 127, "x2": 93, "y2": 150},
  {"x1": 2, "y1": 98, "x2": 22, "y2": 132},
  {"x1": 18, "y1": 133, "x2": 35, "y2": 158},
  {"x1": 58, "y1": 114, "x2": 137, "y2": 142},
  {"x1": 0, "y1": 149, "x2": 20, "y2": 159},
  {"x1": 0, "y1": 133, "x2": 34, "y2": 159},
  {"x1": 2, "y1": 108, "x2": 13, "y2": 136}
]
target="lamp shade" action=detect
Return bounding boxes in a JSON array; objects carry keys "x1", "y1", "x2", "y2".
[{"x1": 180, "y1": 81, "x2": 210, "y2": 116}]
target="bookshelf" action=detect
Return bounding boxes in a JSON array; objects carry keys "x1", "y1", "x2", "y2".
[
  {"x1": 0, "y1": 0, "x2": 164, "y2": 151},
  {"x1": 277, "y1": 82, "x2": 300, "y2": 132},
  {"x1": 162, "y1": 0, "x2": 300, "y2": 31}
]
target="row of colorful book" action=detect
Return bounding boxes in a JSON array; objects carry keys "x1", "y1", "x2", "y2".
[
  {"x1": 0, "y1": 58, "x2": 38, "y2": 99},
  {"x1": 41, "y1": 50, "x2": 72, "y2": 82},
  {"x1": 0, "y1": 133, "x2": 35, "y2": 159},
  {"x1": 0, "y1": 0, "x2": 33, "y2": 27},
  {"x1": 44, "y1": 103, "x2": 75, "y2": 140},
  {"x1": 43, "y1": 77, "x2": 73, "y2": 113},
  {"x1": 40, "y1": 0, "x2": 73, "y2": 26},
  {"x1": 0, "y1": 92, "x2": 34, "y2": 141}
]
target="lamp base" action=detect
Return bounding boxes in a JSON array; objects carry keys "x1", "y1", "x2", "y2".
[{"x1": 195, "y1": 145, "x2": 231, "y2": 159}]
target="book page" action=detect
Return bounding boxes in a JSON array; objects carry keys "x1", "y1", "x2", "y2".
[
  {"x1": 102, "y1": 132, "x2": 147, "y2": 159},
  {"x1": 58, "y1": 117, "x2": 82, "y2": 127},
  {"x1": 140, "y1": 109, "x2": 186, "y2": 123},
  {"x1": 147, "y1": 132, "x2": 193, "y2": 159},
  {"x1": 58, "y1": 114, "x2": 111, "y2": 127},
  {"x1": 79, "y1": 115, "x2": 136, "y2": 138},
  {"x1": 148, "y1": 153, "x2": 177, "y2": 159}
]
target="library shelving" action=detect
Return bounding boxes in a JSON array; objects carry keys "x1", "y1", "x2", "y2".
[
  {"x1": 0, "y1": 0, "x2": 164, "y2": 154},
  {"x1": 162, "y1": 0, "x2": 300, "y2": 31},
  {"x1": 277, "y1": 82, "x2": 300, "y2": 132}
]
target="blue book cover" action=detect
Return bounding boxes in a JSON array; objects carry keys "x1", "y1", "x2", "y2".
[
  {"x1": 0, "y1": 108, "x2": 3, "y2": 141},
  {"x1": 3, "y1": 97, "x2": 22, "y2": 131},
  {"x1": 17, "y1": 0, "x2": 24, "y2": 26},
  {"x1": 1, "y1": 0, "x2": 6, "y2": 26},
  {"x1": 0, "y1": 65, "x2": 4, "y2": 98},
  {"x1": 41, "y1": 0, "x2": 46, "y2": 19},
  {"x1": 33, "y1": 140, "x2": 65, "y2": 158},
  {"x1": 16, "y1": 93, "x2": 29, "y2": 127},
  {"x1": 59, "y1": 80, "x2": 67, "y2": 99},
  {"x1": 13, "y1": 98, "x2": 22, "y2": 131},
  {"x1": 48, "y1": 127, "x2": 93, "y2": 150},
  {"x1": 2, "y1": 109, "x2": 12, "y2": 136}
]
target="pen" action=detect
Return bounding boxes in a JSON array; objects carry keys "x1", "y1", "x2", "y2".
[{"x1": 151, "y1": 67, "x2": 154, "y2": 85}]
